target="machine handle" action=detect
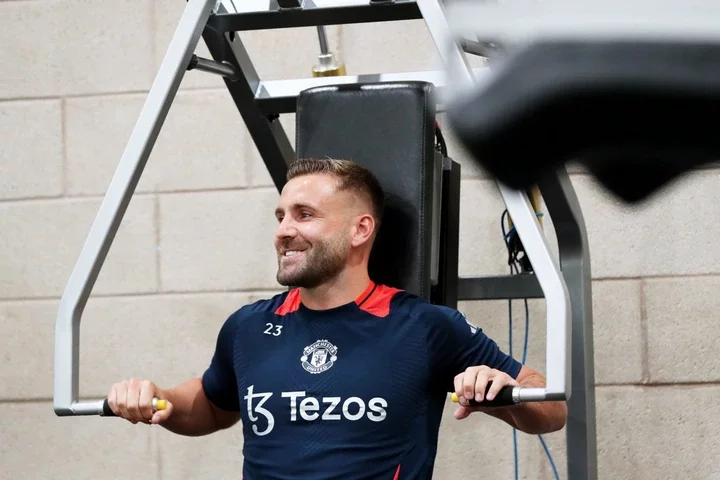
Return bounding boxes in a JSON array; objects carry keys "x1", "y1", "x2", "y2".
[
  {"x1": 451, "y1": 384, "x2": 518, "y2": 407},
  {"x1": 101, "y1": 397, "x2": 167, "y2": 417}
]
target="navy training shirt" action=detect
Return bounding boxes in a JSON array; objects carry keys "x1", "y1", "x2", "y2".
[{"x1": 201, "y1": 282, "x2": 523, "y2": 480}]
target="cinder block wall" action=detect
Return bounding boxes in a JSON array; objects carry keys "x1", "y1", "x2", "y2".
[{"x1": 2, "y1": 1, "x2": 719, "y2": 479}]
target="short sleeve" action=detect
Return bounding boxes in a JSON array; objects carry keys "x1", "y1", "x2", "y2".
[
  {"x1": 201, "y1": 313, "x2": 240, "y2": 412},
  {"x1": 426, "y1": 305, "x2": 522, "y2": 392}
]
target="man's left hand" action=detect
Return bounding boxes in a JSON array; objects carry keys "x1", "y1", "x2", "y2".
[{"x1": 453, "y1": 365, "x2": 519, "y2": 420}]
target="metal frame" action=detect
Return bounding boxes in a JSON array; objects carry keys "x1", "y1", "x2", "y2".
[
  {"x1": 53, "y1": 0, "x2": 596, "y2": 478},
  {"x1": 430, "y1": 157, "x2": 461, "y2": 310},
  {"x1": 253, "y1": 68, "x2": 488, "y2": 115},
  {"x1": 415, "y1": 0, "x2": 572, "y2": 402},
  {"x1": 458, "y1": 274, "x2": 543, "y2": 301},
  {"x1": 494, "y1": 182, "x2": 571, "y2": 401},
  {"x1": 457, "y1": 171, "x2": 596, "y2": 479},
  {"x1": 53, "y1": 0, "x2": 218, "y2": 416},
  {"x1": 207, "y1": 0, "x2": 422, "y2": 31},
  {"x1": 540, "y1": 170, "x2": 597, "y2": 480}
]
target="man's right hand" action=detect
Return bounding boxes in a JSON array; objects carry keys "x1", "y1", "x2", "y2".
[{"x1": 107, "y1": 379, "x2": 174, "y2": 425}]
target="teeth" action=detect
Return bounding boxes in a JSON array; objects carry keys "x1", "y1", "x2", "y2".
[{"x1": 285, "y1": 251, "x2": 299, "y2": 257}]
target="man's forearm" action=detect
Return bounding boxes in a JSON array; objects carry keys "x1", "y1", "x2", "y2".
[
  {"x1": 158, "y1": 378, "x2": 226, "y2": 437},
  {"x1": 505, "y1": 399, "x2": 567, "y2": 434},
  {"x1": 486, "y1": 373, "x2": 568, "y2": 434}
]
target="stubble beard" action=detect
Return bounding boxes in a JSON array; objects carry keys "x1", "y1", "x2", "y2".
[{"x1": 276, "y1": 238, "x2": 349, "y2": 288}]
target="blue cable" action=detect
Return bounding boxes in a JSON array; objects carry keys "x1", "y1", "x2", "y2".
[
  {"x1": 539, "y1": 434, "x2": 561, "y2": 479},
  {"x1": 513, "y1": 429, "x2": 519, "y2": 480}
]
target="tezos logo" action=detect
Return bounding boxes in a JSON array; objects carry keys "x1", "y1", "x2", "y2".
[{"x1": 301, "y1": 339, "x2": 337, "y2": 374}]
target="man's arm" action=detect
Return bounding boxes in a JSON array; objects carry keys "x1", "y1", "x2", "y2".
[
  {"x1": 158, "y1": 378, "x2": 241, "y2": 436},
  {"x1": 453, "y1": 365, "x2": 568, "y2": 435},
  {"x1": 108, "y1": 311, "x2": 243, "y2": 435},
  {"x1": 107, "y1": 377, "x2": 241, "y2": 437},
  {"x1": 506, "y1": 366, "x2": 567, "y2": 434},
  {"x1": 424, "y1": 304, "x2": 567, "y2": 434}
]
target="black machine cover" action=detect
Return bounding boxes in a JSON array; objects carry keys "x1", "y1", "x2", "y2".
[{"x1": 447, "y1": 40, "x2": 720, "y2": 202}]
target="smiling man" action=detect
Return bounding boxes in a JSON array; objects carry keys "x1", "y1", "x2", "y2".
[{"x1": 106, "y1": 158, "x2": 567, "y2": 480}]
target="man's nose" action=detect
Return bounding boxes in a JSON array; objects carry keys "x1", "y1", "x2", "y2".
[{"x1": 275, "y1": 217, "x2": 297, "y2": 241}]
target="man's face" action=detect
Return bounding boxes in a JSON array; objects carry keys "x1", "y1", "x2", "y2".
[{"x1": 274, "y1": 173, "x2": 356, "y2": 288}]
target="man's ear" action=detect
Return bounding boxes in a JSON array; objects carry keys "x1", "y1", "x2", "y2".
[{"x1": 351, "y1": 214, "x2": 375, "y2": 247}]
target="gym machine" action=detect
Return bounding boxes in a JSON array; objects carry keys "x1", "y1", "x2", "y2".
[
  {"x1": 439, "y1": 0, "x2": 720, "y2": 472},
  {"x1": 53, "y1": 0, "x2": 596, "y2": 479}
]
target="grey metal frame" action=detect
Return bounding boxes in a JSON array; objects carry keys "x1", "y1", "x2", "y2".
[
  {"x1": 208, "y1": 0, "x2": 423, "y2": 31},
  {"x1": 415, "y1": 0, "x2": 572, "y2": 403},
  {"x1": 541, "y1": 170, "x2": 597, "y2": 480},
  {"x1": 53, "y1": 0, "x2": 596, "y2": 478},
  {"x1": 53, "y1": 0, "x2": 219, "y2": 416}
]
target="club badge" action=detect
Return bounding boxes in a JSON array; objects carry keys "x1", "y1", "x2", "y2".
[{"x1": 301, "y1": 339, "x2": 338, "y2": 374}]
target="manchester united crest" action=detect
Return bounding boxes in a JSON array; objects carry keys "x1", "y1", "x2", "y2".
[{"x1": 301, "y1": 339, "x2": 338, "y2": 374}]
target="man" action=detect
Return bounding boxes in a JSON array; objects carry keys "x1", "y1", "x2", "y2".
[{"x1": 107, "y1": 158, "x2": 567, "y2": 479}]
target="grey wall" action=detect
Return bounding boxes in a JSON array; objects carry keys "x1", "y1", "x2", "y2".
[{"x1": 2, "y1": 1, "x2": 719, "y2": 479}]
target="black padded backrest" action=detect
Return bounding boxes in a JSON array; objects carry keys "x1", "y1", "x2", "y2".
[{"x1": 295, "y1": 81, "x2": 437, "y2": 299}]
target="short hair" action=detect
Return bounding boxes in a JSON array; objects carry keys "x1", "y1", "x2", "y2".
[{"x1": 286, "y1": 158, "x2": 385, "y2": 227}]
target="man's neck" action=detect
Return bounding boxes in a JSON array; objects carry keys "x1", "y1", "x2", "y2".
[{"x1": 299, "y1": 268, "x2": 372, "y2": 310}]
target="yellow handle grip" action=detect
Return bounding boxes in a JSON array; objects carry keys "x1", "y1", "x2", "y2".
[{"x1": 152, "y1": 397, "x2": 168, "y2": 412}]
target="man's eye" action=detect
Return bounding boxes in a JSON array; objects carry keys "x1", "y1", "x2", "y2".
[{"x1": 300, "y1": 212, "x2": 312, "y2": 218}]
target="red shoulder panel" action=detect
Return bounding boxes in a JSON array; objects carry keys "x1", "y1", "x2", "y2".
[
  {"x1": 358, "y1": 284, "x2": 403, "y2": 318},
  {"x1": 274, "y1": 288, "x2": 301, "y2": 315}
]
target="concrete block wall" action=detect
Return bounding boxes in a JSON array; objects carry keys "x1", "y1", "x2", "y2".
[{"x1": 1, "y1": 1, "x2": 719, "y2": 479}]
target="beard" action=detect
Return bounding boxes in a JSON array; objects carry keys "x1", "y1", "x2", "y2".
[{"x1": 276, "y1": 236, "x2": 349, "y2": 288}]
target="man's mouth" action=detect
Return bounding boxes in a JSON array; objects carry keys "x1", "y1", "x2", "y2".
[{"x1": 281, "y1": 248, "x2": 307, "y2": 258}]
